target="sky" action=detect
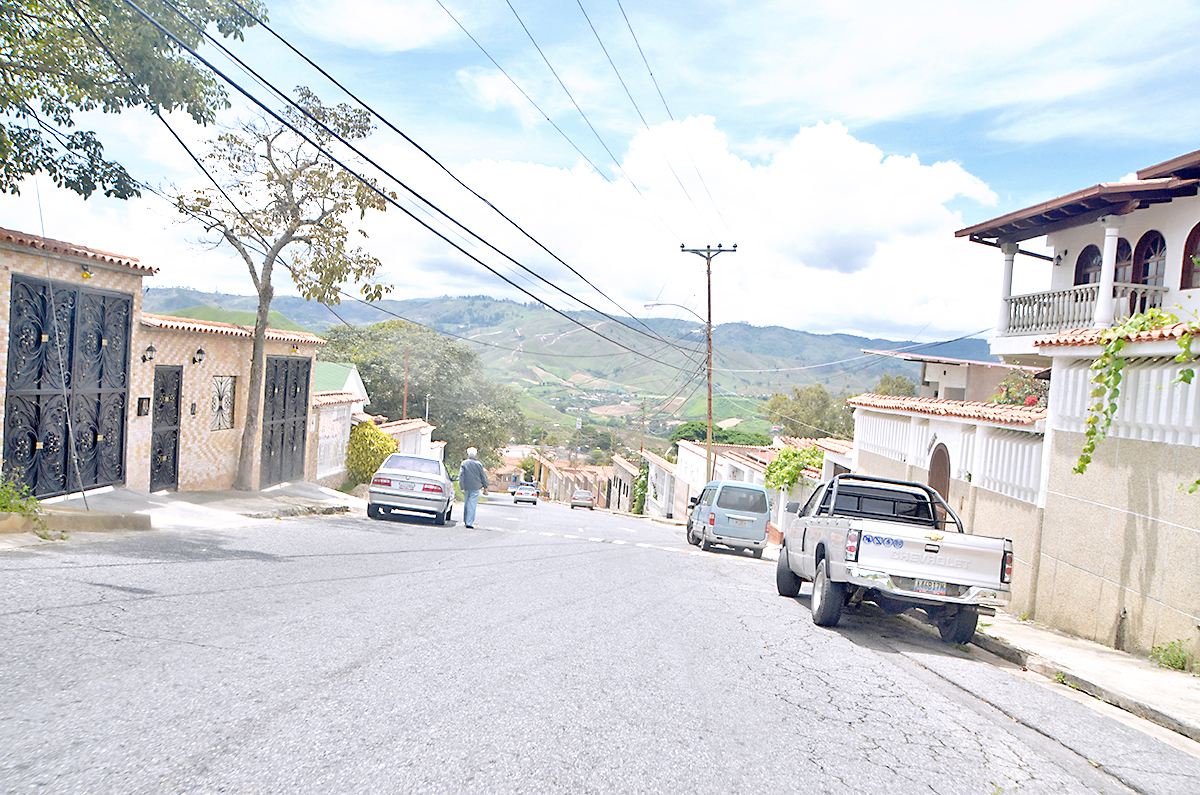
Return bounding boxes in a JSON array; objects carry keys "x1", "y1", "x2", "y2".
[{"x1": 5, "y1": 0, "x2": 1200, "y2": 342}]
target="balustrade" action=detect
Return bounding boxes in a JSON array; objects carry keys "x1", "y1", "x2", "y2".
[{"x1": 1003, "y1": 283, "x2": 1168, "y2": 335}]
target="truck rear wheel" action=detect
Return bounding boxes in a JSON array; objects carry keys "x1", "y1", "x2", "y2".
[
  {"x1": 937, "y1": 608, "x2": 979, "y2": 645},
  {"x1": 776, "y1": 547, "x2": 801, "y2": 597},
  {"x1": 811, "y1": 559, "x2": 844, "y2": 627}
]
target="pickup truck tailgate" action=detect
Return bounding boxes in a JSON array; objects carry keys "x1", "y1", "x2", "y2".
[{"x1": 854, "y1": 520, "x2": 1007, "y2": 590}]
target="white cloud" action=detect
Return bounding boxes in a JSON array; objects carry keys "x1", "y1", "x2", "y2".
[{"x1": 286, "y1": 0, "x2": 462, "y2": 53}]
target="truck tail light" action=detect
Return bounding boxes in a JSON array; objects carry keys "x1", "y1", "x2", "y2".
[
  {"x1": 422, "y1": 483, "x2": 444, "y2": 493},
  {"x1": 1001, "y1": 550, "x2": 1013, "y2": 584},
  {"x1": 371, "y1": 477, "x2": 390, "y2": 487},
  {"x1": 708, "y1": 513, "x2": 715, "y2": 526},
  {"x1": 845, "y1": 528, "x2": 860, "y2": 562}
]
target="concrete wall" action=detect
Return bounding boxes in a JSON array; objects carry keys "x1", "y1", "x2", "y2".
[{"x1": 1037, "y1": 429, "x2": 1200, "y2": 656}]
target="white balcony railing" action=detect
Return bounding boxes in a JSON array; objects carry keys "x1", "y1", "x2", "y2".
[{"x1": 1003, "y1": 283, "x2": 1169, "y2": 336}]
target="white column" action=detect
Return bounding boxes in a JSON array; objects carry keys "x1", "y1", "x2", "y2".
[
  {"x1": 997, "y1": 242, "x2": 1018, "y2": 334},
  {"x1": 1092, "y1": 217, "x2": 1123, "y2": 328}
]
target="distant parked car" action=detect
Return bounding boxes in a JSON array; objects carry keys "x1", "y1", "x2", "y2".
[
  {"x1": 367, "y1": 454, "x2": 453, "y2": 525},
  {"x1": 570, "y1": 489, "x2": 594, "y2": 510},
  {"x1": 513, "y1": 484, "x2": 539, "y2": 505}
]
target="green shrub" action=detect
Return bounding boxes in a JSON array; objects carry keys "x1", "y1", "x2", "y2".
[
  {"x1": 0, "y1": 477, "x2": 40, "y2": 521},
  {"x1": 632, "y1": 463, "x2": 648, "y2": 515},
  {"x1": 345, "y1": 422, "x2": 398, "y2": 486},
  {"x1": 1150, "y1": 638, "x2": 1193, "y2": 671}
]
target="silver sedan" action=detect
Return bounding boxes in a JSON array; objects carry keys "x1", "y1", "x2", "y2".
[{"x1": 367, "y1": 454, "x2": 454, "y2": 524}]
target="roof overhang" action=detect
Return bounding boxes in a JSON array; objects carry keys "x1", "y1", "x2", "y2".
[{"x1": 955, "y1": 178, "x2": 1199, "y2": 244}]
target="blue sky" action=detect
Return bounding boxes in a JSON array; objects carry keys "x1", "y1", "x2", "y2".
[{"x1": 4, "y1": 0, "x2": 1200, "y2": 340}]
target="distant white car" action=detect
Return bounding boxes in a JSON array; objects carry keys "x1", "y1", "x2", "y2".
[
  {"x1": 570, "y1": 490, "x2": 594, "y2": 510},
  {"x1": 513, "y1": 484, "x2": 539, "y2": 505}
]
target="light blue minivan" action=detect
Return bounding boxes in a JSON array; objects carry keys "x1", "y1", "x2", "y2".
[{"x1": 686, "y1": 480, "x2": 771, "y2": 558}]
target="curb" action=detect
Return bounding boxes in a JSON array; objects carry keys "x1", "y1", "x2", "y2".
[
  {"x1": 41, "y1": 509, "x2": 153, "y2": 533},
  {"x1": 902, "y1": 611, "x2": 1200, "y2": 744},
  {"x1": 244, "y1": 505, "x2": 352, "y2": 520}
]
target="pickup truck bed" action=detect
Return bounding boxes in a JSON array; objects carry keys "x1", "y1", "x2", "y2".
[{"x1": 777, "y1": 474, "x2": 1013, "y2": 644}]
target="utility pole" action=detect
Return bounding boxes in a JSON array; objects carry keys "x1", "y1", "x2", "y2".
[
  {"x1": 402, "y1": 345, "x2": 409, "y2": 420},
  {"x1": 640, "y1": 397, "x2": 646, "y2": 453},
  {"x1": 681, "y1": 243, "x2": 736, "y2": 483},
  {"x1": 425, "y1": 393, "x2": 431, "y2": 422}
]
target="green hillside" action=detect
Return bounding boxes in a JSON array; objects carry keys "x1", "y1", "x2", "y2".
[
  {"x1": 143, "y1": 289, "x2": 992, "y2": 440},
  {"x1": 159, "y1": 305, "x2": 312, "y2": 333}
]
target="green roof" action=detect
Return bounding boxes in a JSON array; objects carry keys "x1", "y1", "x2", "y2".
[{"x1": 313, "y1": 361, "x2": 355, "y2": 393}]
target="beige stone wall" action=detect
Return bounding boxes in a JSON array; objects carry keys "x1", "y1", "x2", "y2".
[
  {"x1": 128, "y1": 325, "x2": 319, "y2": 491},
  {"x1": 1038, "y1": 430, "x2": 1200, "y2": 656}
]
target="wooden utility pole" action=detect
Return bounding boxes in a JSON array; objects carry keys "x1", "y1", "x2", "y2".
[
  {"x1": 680, "y1": 244, "x2": 736, "y2": 482},
  {"x1": 640, "y1": 397, "x2": 646, "y2": 452},
  {"x1": 402, "y1": 345, "x2": 409, "y2": 419}
]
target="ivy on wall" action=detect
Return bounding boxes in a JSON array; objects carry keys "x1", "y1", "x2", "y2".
[{"x1": 764, "y1": 446, "x2": 824, "y2": 492}]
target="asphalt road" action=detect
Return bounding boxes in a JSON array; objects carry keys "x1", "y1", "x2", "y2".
[{"x1": 3, "y1": 498, "x2": 1198, "y2": 794}]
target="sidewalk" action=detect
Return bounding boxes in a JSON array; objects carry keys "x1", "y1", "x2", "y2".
[
  {"x1": 907, "y1": 607, "x2": 1200, "y2": 745},
  {"x1": 0, "y1": 482, "x2": 366, "y2": 550}
]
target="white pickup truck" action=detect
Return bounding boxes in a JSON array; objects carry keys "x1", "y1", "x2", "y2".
[{"x1": 776, "y1": 474, "x2": 1013, "y2": 644}]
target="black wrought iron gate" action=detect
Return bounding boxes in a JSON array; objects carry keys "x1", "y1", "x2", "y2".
[
  {"x1": 4, "y1": 275, "x2": 131, "y2": 498},
  {"x1": 150, "y1": 366, "x2": 182, "y2": 492},
  {"x1": 259, "y1": 356, "x2": 310, "y2": 488}
]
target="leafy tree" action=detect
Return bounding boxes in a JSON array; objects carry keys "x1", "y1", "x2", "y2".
[
  {"x1": 763, "y1": 446, "x2": 824, "y2": 492},
  {"x1": 517, "y1": 456, "x2": 536, "y2": 481},
  {"x1": 321, "y1": 320, "x2": 526, "y2": 467},
  {"x1": 761, "y1": 384, "x2": 854, "y2": 439},
  {"x1": 668, "y1": 420, "x2": 771, "y2": 447},
  {"x1": 174, "y1": 88, "x2": 393, "y2": 489},
  {"x1": 631, "y1": 462, "x2": 648, "y2": 514},
  {"x1": 872, "y1": 373, "x2": 917, "y2": 396},
  {"x1": 992, "y1": 370, "x2": 1048, "y2": 407},
  {"x1": 1, "y1": 0, "x2": 265, "y2": 198}
]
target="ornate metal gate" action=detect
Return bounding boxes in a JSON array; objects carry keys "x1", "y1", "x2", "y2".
[
  {"x1": 259, "y1": 356, "x2": 310, "y2": 488},
  {"x1": 150, "y1": 366, "x2": 182, "y2": 491},
  {"x1": 4, "y1": 275, "x2": 131, "y2": 497}
]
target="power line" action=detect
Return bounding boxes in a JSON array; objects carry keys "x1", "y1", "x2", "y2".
[
  {"x1": 119, "y1": 0, "x2": 695, "y2": 374},
  {"x1": 154, "y1": 0, "x2": 682, "y2": 356},
  {"x1": 502, "y1": 0, "x2": 679, "y2": 241}
]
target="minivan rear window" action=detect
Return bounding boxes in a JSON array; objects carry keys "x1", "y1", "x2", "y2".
[
  {"x1": 383, "y1": 455, "x2": 442, "y2": 476},
  {"x1": 716, "y1": 486, "x2": 768, "y2": 513}
]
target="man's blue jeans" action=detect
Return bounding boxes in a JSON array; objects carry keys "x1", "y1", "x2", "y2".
[{"x1": 463, "y1": 490, "x2": 481, "y2": 527}]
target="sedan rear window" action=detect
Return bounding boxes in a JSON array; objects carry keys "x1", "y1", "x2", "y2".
[
  {"x1": 383, "y1": 455, "x2": 442, "y2": 476},
  {"x1": 716, "y1": 486, "x2": 768, "y2": 513}
]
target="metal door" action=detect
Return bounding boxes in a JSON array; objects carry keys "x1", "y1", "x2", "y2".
[
  {"x1": 150, "y1": 366, "x2": 182, "y2": 491},
  {"x1": 259, "y1": 356, "x2": 310, "y2": 488},
  {"x1": 4, "y1": 275, "x2": 131, "y2": 497}
]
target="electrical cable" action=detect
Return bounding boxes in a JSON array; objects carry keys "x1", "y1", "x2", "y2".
[
  {"x1": 501, "y1": 0, "x2": 680, "y2": 241},
  {"x1": 118, "y1": 0, "x2": 694, "y2": 374},
  {"x1": 153, "y1": 0, "x2": 683, "y2": 355}
]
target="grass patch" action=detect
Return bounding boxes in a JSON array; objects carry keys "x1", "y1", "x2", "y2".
[{"x1": 1150, "y1": 638, "x2": 1193, "y2": 671}]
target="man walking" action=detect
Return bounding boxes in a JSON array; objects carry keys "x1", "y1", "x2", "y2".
[{"x1": 458, "y1": 447, "x2": 488, "y2": 528}]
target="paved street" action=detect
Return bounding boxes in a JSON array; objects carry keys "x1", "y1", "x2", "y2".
[{"x1": 3, "y1": 500, "x2": 1198, "y2": 794}]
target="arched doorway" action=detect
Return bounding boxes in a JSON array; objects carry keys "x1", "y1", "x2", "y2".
[{"x1": 928, "y1": 443, "x2": 950, "y2": 501}]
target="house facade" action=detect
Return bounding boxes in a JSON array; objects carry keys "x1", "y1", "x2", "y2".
[
  {"x1": 1, "y1": 227, "x2": 324, "y2": 496},
  {"x1": 839, "y1": 148, "x2": 1200, "y2": 656}
]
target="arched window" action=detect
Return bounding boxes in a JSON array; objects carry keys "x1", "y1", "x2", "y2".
[
  {"x1": 1074, "y1": 245, "x2": 1102, "y2": 285},
  {"x1": 1114, "y1": 238, "x2": 1133, "y2": 283},
  {"x1": 1134, "y1": 231, "x2": 1167, "y2": 286},
  {"x1": 1183, "y1": 222, "x2": 1200, "y2": 290}
]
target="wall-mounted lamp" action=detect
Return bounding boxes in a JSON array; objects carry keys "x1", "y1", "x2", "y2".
[
  {"x1": 141, "y1": 344, "x2": 156, "y2": 363},
  {"x1": 192, "y1": 347, "x2": 206, "y2": 364},
  {"x1": 81, "y1": 263, "x2": 92, "y2": 279},
  {"x1": 290, "y1": 345, "x2": 299, "y2": 355},
  {"x1": 1053, "y1": 248, "x2": 1068, "y2": 266}
]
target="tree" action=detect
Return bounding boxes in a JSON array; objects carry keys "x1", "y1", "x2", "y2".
[
  {"x1": 1, "y1": 0, "x2": 265, "y2": 198},
  {"x1": 761, "y1": 384, "x2": 854, "y2": 439},
  {"x1": 321, "y1": 320, "x2": 526, "y2": 467},
  {"x1": 763, "y1": 446, "x2": 823, "y2": 492},
  {"x1": 668, "y1": 420, "x2": 771, "y2": 447},
  {"x1": 174, "y1": 87, "x2": 393, "y2": 489},
  {"x1": 872, "y1": 373, "x2": 917, "y2": 396}
]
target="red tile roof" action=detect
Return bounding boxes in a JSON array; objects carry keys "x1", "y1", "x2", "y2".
[
  {"x1": 1034, "y1": 323, "x2": 1193, "y2": 348},
  {"x1": 776, "y1": 436, "x2": 854, "y2": 456},
  {"x1": 847, "y1": 394, "x2": 1046, "y2": 426},
  {"x1": 141, "y1": 312, "x2": 325, "y2": 345},
  {"x1": 0, "y1": 227, "x2": 156, "y2": 274},
  {"x1": 611, "y1": 454, "x2": 640, "y2": 475},
  {"x1": 638, "y1": 449, "x2": 676, "y2": 473},
  {"x1": 311, "y1": 391, "x2": 359, "y2": 407},
  {"x1": 376, "y1": 418, "x2": 434, "y2": 436}
]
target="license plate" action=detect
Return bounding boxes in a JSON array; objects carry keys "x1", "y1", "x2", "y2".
[
  {"x1": 730, "y1": 517, "x2": 750, "y2": 528},
  {"x1": 398, "y1": 482, "x2": 417, "y2": 491},
  {"x1": 913, "y1": 579, "x2": 946, "y2": 596}
]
